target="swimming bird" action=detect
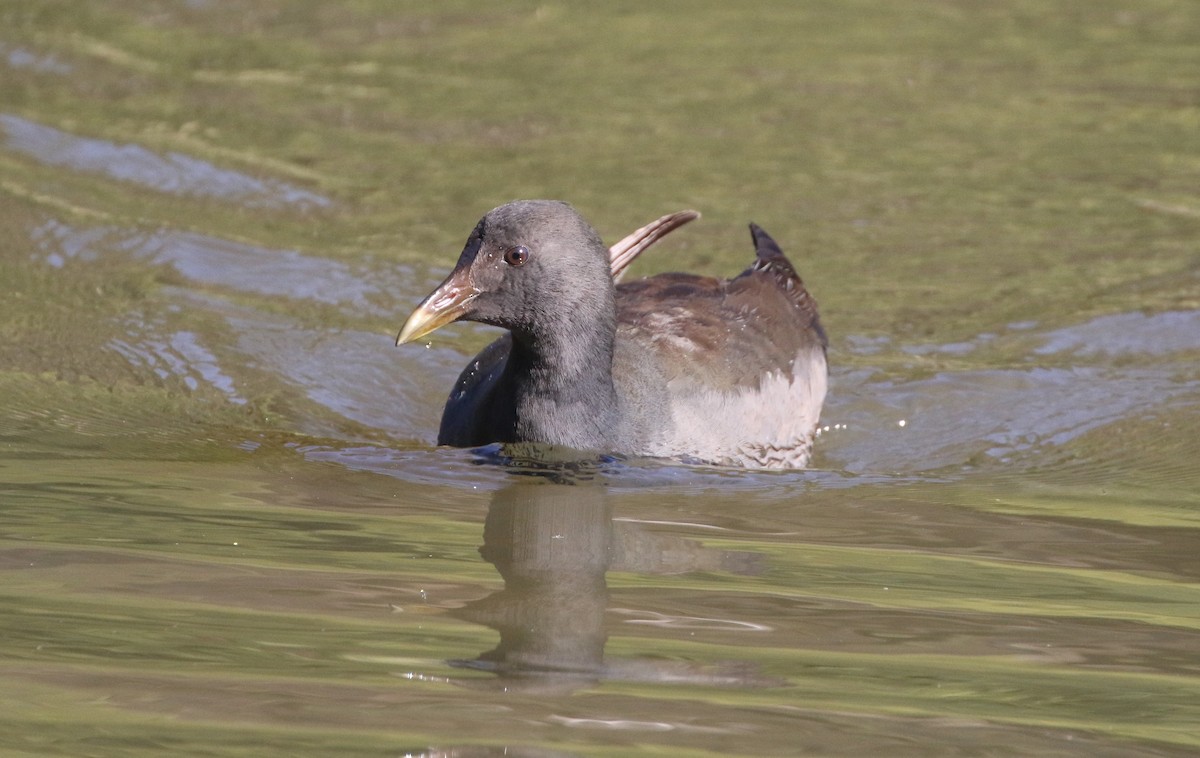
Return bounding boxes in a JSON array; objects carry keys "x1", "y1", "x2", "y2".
[{"x1": 397, "y1": 200, "x2": 827, "y2": 468}]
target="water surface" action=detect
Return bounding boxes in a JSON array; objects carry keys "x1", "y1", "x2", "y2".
[{"x1": 2, "y1": 3, "x2": 1198, "y2": 756}]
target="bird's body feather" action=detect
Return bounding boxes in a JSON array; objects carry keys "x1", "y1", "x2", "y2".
[{"x1": 400, "y1": 201, "x2": 828, "y2": 469}]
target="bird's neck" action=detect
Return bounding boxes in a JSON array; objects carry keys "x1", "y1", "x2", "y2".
[{"x1": 506, "y1": 314, "x2": 621, "y2": 452}]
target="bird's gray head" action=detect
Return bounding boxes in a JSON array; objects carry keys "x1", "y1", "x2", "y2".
[{"x1": 397, "y1": 200, "x2": 616, "y2": 349}]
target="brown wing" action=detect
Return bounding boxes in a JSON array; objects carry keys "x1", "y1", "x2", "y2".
[{"x1": 616, "y1": 224, "x2": 825, "y2": 393}]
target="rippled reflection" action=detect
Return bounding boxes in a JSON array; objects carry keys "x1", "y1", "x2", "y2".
[{"x1": 449, "y1": 470, "x2": 776, "y2": 694}]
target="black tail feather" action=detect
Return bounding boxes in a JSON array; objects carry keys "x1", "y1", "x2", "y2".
[{"x1": 748, "y1": 222, "x2": 788, "y2": 264}]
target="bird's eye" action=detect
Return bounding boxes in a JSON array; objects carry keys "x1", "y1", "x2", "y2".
[{"x1": 503, "y1": 245, "x2": 530, "y2": 267}]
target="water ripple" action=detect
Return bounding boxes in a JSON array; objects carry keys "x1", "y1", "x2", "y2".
[
  {"x1": 1034, "y1": 310, "x2": 1200, "y2": 358},
  {"x1": 0, "y1": 42, "x2": 72, "y2": 75},
  {"x1": 1, "y1": 113, "x2": 329, "y2": 210},
  {"x1": 32, "y1": 219, "x2": 412, "y2": 315}
]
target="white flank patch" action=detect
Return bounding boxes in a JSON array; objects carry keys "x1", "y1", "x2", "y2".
[{"x1": 652, "y1": 350, "x2": 828, "y2": 469}]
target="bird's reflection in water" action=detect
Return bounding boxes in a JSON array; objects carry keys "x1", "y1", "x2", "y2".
[{"x1": 448, "y1": 446, "x2": 781, "y2": 694}]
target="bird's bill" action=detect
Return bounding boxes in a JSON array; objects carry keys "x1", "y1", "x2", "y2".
[{"x1": 395, "y1": 270, "x2": 479, "y2": 345}]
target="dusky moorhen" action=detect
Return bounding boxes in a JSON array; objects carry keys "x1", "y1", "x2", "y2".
[{"x1": 397, "y1": 200, "x2": 827, "y2": 468}]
